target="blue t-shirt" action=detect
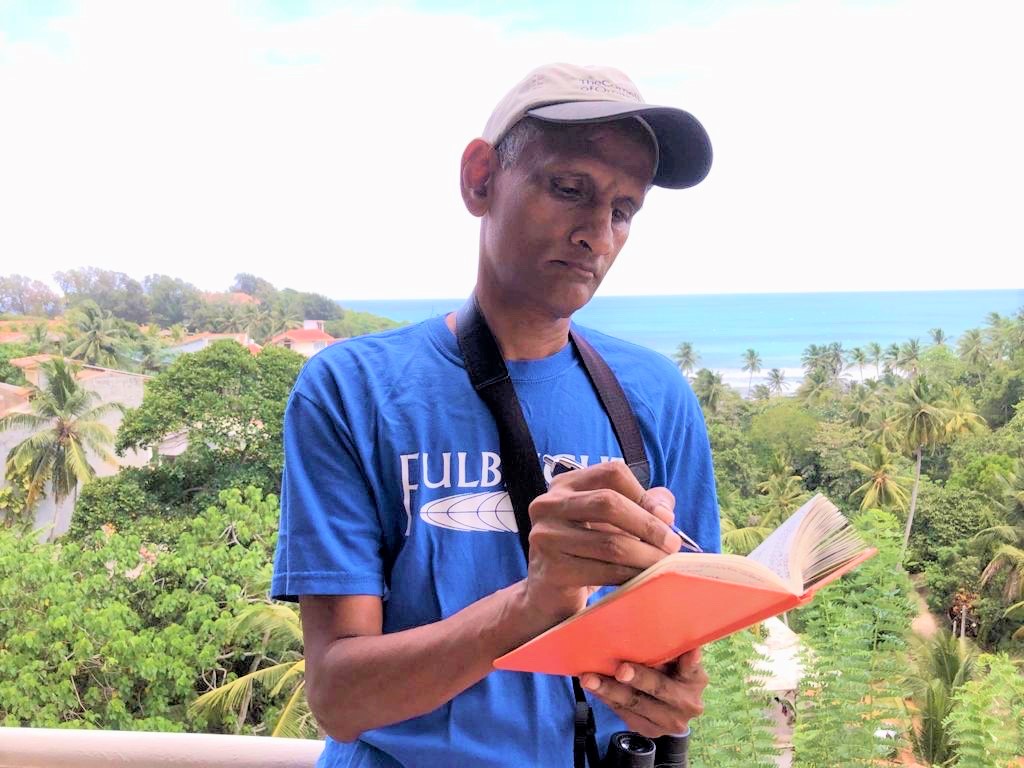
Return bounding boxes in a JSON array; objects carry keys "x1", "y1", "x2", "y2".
[{"x1": 272, "y1": 315, "x2": 720, "y2": 768}]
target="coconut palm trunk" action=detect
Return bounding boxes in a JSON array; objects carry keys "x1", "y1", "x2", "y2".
[{"x1": 902, "y1": 445, "x2": 924, "y2": 559}]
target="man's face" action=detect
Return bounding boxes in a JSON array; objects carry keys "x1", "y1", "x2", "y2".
[{"x1": 478, "y1": 121, "x2": 656, "y2": 320}]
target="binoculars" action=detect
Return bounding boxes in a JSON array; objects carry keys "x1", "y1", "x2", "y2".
[{"x1": 601, "y1": 731, "x2": 689, "y2": 768}]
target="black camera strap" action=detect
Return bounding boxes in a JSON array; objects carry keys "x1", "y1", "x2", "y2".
[{"x1": 455, "y1": 295, "x2": 651, "y2": 768}]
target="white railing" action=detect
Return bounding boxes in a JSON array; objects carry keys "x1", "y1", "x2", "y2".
[{"x1": 0, "y1": 728, "x2": 323, "y2": 768}]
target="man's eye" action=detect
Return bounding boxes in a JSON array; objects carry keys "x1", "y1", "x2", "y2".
[
  {"x1": 613, "y1": 207, "x2": 632, "y2": 222},
  {"x1": 552, "y1": 180, "x2": 582, "y2": 198}
]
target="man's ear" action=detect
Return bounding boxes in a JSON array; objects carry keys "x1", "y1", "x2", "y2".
[{"x1": 460, "y1": 138, "x2": 497, "y2": 217}]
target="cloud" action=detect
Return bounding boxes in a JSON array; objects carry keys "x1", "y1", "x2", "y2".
[{"x1": 0, "y1": 0, "x2": 1021, "y2": 299}]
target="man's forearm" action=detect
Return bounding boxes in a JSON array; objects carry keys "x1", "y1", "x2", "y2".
[{"x1": 308, "y1": 580, "x2": 552, "y2": 742}]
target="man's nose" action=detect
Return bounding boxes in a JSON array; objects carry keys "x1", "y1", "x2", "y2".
[{"x1": 570, "y1": 208, "x2": 614, "y2": 256}]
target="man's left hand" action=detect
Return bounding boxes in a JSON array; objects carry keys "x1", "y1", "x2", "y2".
[{"x1": 580, "y1": 647, "x2": 708, "y2": 738}]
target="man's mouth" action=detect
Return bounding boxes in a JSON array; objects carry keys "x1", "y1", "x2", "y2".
[{"x1": 551, "y1": 260, "x2": 596, "y2": 279}]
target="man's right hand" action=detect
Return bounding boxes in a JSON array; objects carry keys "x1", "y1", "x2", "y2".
[{"x1": 523, "y1": 461, "x2": 683, "y2": 625}]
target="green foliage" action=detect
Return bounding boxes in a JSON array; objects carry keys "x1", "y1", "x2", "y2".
[
  {"x1": 0, "y1": 343, "x2": 30, "y2": 385},
  {"x1": 189, "y1": 602, "x2": 311, "y2": 737},
  {"x1": 974, "y1": 359, "x2": 1024, "y2": 429},
  {"x1": 748, "y1": 401, "x2": 818, "y2": 467},
  {"x1": 68, "y1": 470, "x2": 168, "y2": 542},
  {"x1": 905, "y1": 630, "x2": 978, "y2": 765},
  {"x1": 143, "y1": 274, "x2": 204, "y2": 328},
  {"x1": 706, "y1": 421, "x2": 760, "y2": 498},
  {"x1": 116, "y1": 341, "x2": 302, "y2": 466},
  {"x1": 948, "y1": 452, "x2": 1017, "y2": 500},
  {"x1": 325, "y1": 308, "x2": 403, "y2": 338},
  {"x1": 0, "y1": 486, "x2": 278, "y2": 731},
  {"x1": 54, "y1": 267, "x2": 149, "y2": 324},
  {"x1": 689, "y1": 629, "x2": 779, "y2": 768},
  {"x1": 944, "y1": 653, "x2": 1024, "y2": 767},
  {"x1": 908, "y1": 485, "x2": 994, "y2": 566},
  {"x1": 792, "y1": 510, "x2": 914, "y2": 767}
]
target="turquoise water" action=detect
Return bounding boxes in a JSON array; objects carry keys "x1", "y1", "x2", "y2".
[{"x1": 340, "y1": 289, "x2": 1024, "y2": 388}]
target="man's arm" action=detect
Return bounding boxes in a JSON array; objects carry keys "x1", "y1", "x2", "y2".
[
  {"x1": 301, "y1": 462, "x2": 682, "y2": 743},
  {"x1": 300, "y1": 584, "x2": 549, "y2": 742}
]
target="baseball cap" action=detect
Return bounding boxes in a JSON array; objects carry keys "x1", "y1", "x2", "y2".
[{"x1": 482, "y1": 63, "x2": 712, "y2": 189}]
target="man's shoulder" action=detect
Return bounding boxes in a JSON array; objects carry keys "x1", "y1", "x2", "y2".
[
  {"x1": 294, "y1": 318, "x2": 446, "y2": 396},
  {"x1": 573, "y1": 324, "x2": 680, "y2": 379}
]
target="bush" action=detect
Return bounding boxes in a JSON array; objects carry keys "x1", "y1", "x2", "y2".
[{"x1": 0, "y1": 487, "x2": 279, "y2": 731}]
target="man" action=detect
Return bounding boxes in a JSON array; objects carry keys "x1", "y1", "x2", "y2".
[{"x1": 272, "y1": 63, "x2": 721, "y2": 767}]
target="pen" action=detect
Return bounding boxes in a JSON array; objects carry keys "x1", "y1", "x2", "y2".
[{"x1": 542, "y1": 455, "x2": 704, "y2": 553}]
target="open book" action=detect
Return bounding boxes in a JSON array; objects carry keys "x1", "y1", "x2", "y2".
[{"x1": 494, "y1": 494, "x2": 876, "y2": 677}]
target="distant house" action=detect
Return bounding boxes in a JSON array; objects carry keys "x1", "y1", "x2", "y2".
[
  {"x1": 166, "y1": 332, "x2": 256, "y2": 356},
  {"x1": 268, "y1": 320, "x2": 336, "y2": 357},
  {"x1": 0, "y1": 356, "x2": 153, "y2": 540}
]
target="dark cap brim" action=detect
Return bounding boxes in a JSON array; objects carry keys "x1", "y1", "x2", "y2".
[{"x1": 526, "y1": 101, "x2": 712, "y2": 189}]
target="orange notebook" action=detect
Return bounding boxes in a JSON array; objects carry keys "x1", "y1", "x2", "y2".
[{"x1": 494, "y1": 494, "x2": 877, "y2": 677}]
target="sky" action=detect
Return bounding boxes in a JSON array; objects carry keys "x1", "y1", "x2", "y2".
[{"x1": 1, "y1": 0, "x2": 1021, "y2": 300}]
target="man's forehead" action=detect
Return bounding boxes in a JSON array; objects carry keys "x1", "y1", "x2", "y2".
[{"x1": 527, "y1": 122, "x2": 657, "y2": 185}]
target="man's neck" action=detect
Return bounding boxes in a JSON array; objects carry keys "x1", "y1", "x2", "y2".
[{"x1": 445, "y1": 292, "x2": 571, "y2": 361}]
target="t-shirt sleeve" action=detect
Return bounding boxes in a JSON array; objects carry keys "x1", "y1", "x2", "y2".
[
  {"x1": 672, "y1": 393, "x2": 722, "y2": 555},
  {"x1": 662, "y1": 379, "x2": 722, "y2": 556},
  {"x1": 271, "y1": 388, "x2": 386, "y2": 602}
]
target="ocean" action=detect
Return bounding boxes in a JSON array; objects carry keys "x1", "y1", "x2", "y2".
[{"x1": 339, "y1": 289, "x2": 1024, "y2": 390}]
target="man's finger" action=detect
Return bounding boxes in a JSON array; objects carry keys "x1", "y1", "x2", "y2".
[
  {"x1": 533, "y1": 525, "x2": 677, "y2": 572},
  {"x1": 676, "y1": 647, "x2": 702, "y2": 676},
  {"x1": 638, "y1": 486, "x2": 676, "y2": 525},
  {"x1": 547, "y1": 460, "x2": 645, "y2": 498},
  {"x1": 539, "y1": 489, "x2": 680, "y2": 552}
]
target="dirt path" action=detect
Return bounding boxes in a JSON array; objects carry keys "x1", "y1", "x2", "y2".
[{"x1": 910, "y1": 589, "x2": 940, "y2": 639}]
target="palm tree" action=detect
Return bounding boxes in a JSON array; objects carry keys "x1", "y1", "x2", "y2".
[
  {"x1": 766, "y1": 368, "x2": 787, "y2": 395},
  {"x1": 957, "y1": 328, "x2": 988, "y2": 369},
  {"x1": 848, "y1": 346, "x2": 868, "y2": 381},
  {"x1": 0, "y1": 358, "x2": 122, "y2": 538},
  {"x1": 692, "y1": 368, "x2": 726, "y2": 415},
  {"x1": 943, "y1": 386, "x2": 986, "y2": 438},
  {"x1": 850, "y1": 444, "x2": 912, "y2": 512},
  {"x1": 898, "y1": 338, "x2": 922, "y2": 378},
  {"x1": 750, "y1": 383, "x2": 771, "y2": 401},
  {"x1": 892, "y1": 376, "x2": 949, "y2": 558},
  {"x1": 268, "y1": 305, "x2": 302, "y2": 339},
  {"x1": 741, "y1": 348, "x2": 762, "y2": 396},
  {"x1": 797, "y1": 367, "x2": 835, "y2": 405},
  {"x1": 883, "y1": 343, "x2": 901, "y2": 376},
  {"x1": 825, "y1": 342, "x2": 845, "y2": 379},
  {"x1": 906, "y1": 630, "x2": 977, "y2": 766},
  {"x1": 27, "y1": 322, "x2": 52, "y2": 352},
  {"x1": 845, "y1": 382, "x2": 878, "y2": 428},
  {"x1": 801, "y1": 343, "x2": 825, "y2": 375},
  {"x1": 672, "y1": 342, "x2": 699, "y2": 378},
  {"x1": 867, "y1": 342, "x2": 883, "y2": 378},
  {"x1": 757, "y1": 461, "x2": 808, "y2": 526},
  {"x1": 190, "y1": 601, "x2": 313, "y2": 737},
  {"x1": 65, "y1": 302, "x2": 129, "y2": 367},
  {"x1": 866, "y1": 410, "x2": 903, "y2": 453},
  {"x1": 719, "y1": 515, "x2": 772, "y2": 555},
  {"x1": 929, "y1": 328, "x2": 948, "y2": 347}
]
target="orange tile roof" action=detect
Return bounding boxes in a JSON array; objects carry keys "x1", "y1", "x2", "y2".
[
  {"x1": 246, "y1": 343, "x2": 263, "y2": 355},
  {"x1": 0, "y1": 332, "x2": 28, "y2": 344},
  {"x1": 270, "y1": 328, "x2": 334, "y2": 344},
  {"x1": 9, "y1": 354, "x2": 54, "y2": 368}
]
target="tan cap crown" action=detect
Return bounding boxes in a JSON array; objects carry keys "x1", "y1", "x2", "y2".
[{"x1": 482, "y1": 62, "x2": 713, "y2": 189}]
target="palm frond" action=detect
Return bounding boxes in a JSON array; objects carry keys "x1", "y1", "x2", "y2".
[
  {"x1": 230, "y1": 602, "x2": 303, "y2": 648},
  {"x1": 270, "y1": 680, "x2": 313, "y2": 739}
]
